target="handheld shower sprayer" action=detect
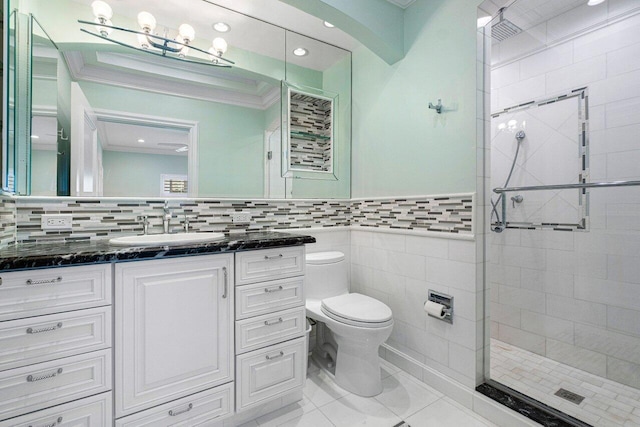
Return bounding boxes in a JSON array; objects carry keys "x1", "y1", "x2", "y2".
[{"x1": 491, "y1": 130, "x2": 526, "y2": 232}]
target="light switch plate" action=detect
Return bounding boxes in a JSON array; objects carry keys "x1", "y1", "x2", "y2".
[{"x1": 41, "y1": 214, "x2": 73, "y2": 230}]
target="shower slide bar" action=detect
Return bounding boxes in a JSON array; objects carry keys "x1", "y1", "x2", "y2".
[
  {"x1": 493, "y1": 179, "x2": 640, "y2": 194},
  {"x1": 492, "y1": 180, "x2": 640, "y2": 232}
]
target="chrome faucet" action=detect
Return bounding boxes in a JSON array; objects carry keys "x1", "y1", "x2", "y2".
[
  {"x1": 137, "y1": 215, "x2": 150, "y2": 235},
  {"x1": 163, "y1": 201, "x2": 172, "y2": 234}
]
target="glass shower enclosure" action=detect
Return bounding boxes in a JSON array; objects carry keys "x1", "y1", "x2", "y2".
[{"x1": 482, "y1": 0, "x2": 640, "y2": 425}]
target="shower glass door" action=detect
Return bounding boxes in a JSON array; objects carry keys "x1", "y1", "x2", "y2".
[{"x1": 484, "y1": 0, "x2": 640, "y2": 425}]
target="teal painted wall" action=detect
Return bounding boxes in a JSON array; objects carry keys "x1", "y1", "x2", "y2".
[
  {"x1": 352, "y1": 0, "x2": 481, "y2": 197},
  {"x1": 78, "y1": 81, "x2": 267, "y2": 198},
  {"x1": 102, "y1": 150, "x2": 187, "y2": 197},
  {"x1": 31, "y1": 149, "x2": 57, "y2": 195}
]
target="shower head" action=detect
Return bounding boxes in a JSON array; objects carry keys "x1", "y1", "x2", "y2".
[
  {"x1": 491, "y1": 8, "x2": 522, "y2": 42},
  {"x1": 515, "y1": 130, "x2": 526, "y2": 142}
]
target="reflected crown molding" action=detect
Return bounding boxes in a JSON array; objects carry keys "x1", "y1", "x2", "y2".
[{"x1": 64, "y1": 51, "x2": 280, "y2": 110}]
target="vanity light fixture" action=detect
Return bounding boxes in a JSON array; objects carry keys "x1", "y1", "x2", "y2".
[
  {"x1": 323, "y1": 21, "x2": 335, "y2": 28},
  {"x1": 79, "y1": 1, "x2": 234, "y2": 68},
  {"x1": 587, "y1": 0, "x2": 606, "y2": 5},
  {"x1": 213, "y1": 22, "x2": 230, "y2": 33},
  {"x1": 293, "y1": 47, "x2": 308, "y2": 57}
]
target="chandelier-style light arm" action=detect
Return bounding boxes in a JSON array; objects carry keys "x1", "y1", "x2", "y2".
[{"x1": 77, "y1": 19, "x2": 235, "y2": 65}]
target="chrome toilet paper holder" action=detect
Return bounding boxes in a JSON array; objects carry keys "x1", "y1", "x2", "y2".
[{"x1": 426, "y1": 290, "x2": 453, "y2": 324}]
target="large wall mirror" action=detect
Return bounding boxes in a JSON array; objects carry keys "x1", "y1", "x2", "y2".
[{"x1": 3, "y1": 0, "x2": 351, "y2": 199}]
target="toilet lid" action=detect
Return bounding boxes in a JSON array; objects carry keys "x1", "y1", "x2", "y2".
[{"x1": 321, "y1": 293, "x2": 393, "y2": 324}]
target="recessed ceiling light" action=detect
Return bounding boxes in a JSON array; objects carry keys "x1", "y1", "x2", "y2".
[
  {"x1": 31, "y1": 135, "x2": 39, "y2": 139},
  {"x1": 293, "y1": 47, "x2": 308, "y2": 57},
  {"x1": 213, "y1": 22, "x2": 230, "y2": 32},
  {"x1": 323, "y1": 21, "x2": 334, "y2": 28},
  {"x1": 137, "y1": 139, "x2": 145, "y2": 143},
  {"x1": 587, "y1": 0, "x2": 605, "y2": 5}
]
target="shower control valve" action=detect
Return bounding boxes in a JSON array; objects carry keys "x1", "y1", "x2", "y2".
[{"x1": 511, "y1": 194, "x2": 523, "y2": 208}]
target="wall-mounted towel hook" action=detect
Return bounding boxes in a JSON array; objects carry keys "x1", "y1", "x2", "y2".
[{"x1": 428, "y1": 99, "x2": 443, "y2": 114}]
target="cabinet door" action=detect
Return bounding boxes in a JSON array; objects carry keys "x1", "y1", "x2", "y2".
[{"x1": 115, "y1": 255, "x2": 234, "y2": 418}]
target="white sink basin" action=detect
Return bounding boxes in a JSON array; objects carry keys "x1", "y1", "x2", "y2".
[{"x1": 109, "y1": 232, "x2": 226, "y2": 247}]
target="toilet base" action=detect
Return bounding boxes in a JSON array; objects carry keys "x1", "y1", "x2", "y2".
[{"x1": 333, "y1": 333, "x2": 385, "y2": 397}]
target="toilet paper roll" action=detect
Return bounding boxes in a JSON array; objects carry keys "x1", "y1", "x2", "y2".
[{"x1": 424, "y1": 300, "x2": 447, "y2": 319}]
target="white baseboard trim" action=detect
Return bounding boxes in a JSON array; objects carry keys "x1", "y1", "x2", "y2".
[{"x1": 381, "y1": 344, "x2": 539, "y2": 427}]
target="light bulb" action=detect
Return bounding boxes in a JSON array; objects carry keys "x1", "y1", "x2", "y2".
[
  {"x1": 91, "y1": 1, "x2": 113, "y2": 20},
  {"x1": 212, "y1": 37, "x2": 228, "y2": 55},
  {"x1": 137, "y1": 11, "x2": 156, "y2": 32},
  {"x1": 95, "y1": 18, "x2": 113, "y2": 36},
  {"x1": 178, "y1": 24, "x2": 195, "y2": 43},
  {"x1": 137, "y1": 33, "x2": 150, "y2": 49}
]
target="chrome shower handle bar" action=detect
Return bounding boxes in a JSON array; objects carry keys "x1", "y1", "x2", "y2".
[{"x1": 493, "y1": 179, "x2": 640, "y2": 194}]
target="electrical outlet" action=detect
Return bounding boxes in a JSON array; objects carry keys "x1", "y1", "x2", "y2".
[
  {"x1": 41, "y1": 214, "x2": 73, "y2": 230},
  {"x1": 232, "y1": 213, "x2": 252, "y2": 223}
]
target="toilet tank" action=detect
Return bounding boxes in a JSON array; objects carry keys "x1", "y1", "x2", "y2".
[{"x1": 305, "y1": 251, "x2": 348, "y2": 300}]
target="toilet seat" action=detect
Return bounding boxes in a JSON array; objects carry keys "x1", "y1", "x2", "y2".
[{"x1": 321, "y1": 293, "x2": 393, "y2": 328}]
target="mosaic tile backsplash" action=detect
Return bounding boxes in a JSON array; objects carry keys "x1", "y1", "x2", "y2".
[
  {"x1": 5, "y1": 194, "x2": 474, "y2": 246},
  {"x1": 352, "y1": 195, "x2": 473, "y2": 234},
  {"x1": 0, "y1": 195, "x2": 16, "y2": 246}
]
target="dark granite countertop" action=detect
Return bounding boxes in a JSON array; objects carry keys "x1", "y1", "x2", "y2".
[{"x1": 0, "y1": 231, "x2": 316, "y2": 271}]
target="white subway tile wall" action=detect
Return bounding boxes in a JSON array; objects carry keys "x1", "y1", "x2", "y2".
[{"x1": 350, "y1": 229, "x2": 481, "y2": 389}]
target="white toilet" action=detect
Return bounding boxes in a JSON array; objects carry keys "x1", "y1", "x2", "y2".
[{"x1": 305, "y1": 251, "x2": 393, "y2": 397}]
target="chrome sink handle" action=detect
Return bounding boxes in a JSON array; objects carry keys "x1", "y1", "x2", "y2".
[{"x1": 137, "y1": 215, "x2": 150, "y2": 235}]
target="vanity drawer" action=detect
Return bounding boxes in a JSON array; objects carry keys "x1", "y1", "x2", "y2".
[
  {"x1": 236, "y1": 307, "x2": 306, "y2": 354},
  {"x1": 0, "y1": 392, "x2": 112, "y2": 427},
  {"x1": 236, "y1": 337, "x2": 305, "y2": 411},
  {"x1": 0, "y1": 264, "x2": 112, "y2": 322},
  {"x1": 235, "y1": 246, "x2": 305, "y2": 285},
  {"x1": 115, "y1": 383, "x2": 233, "y2": 427},
  {"x1": 0, "y1": 306, "x2": 111, "y2": 372},
  {"x1": 235, "y1": 276, "x2": 304, "y2": 320},
  {"x1": 0, "y1": 349, "x2": 111, "y2": 421}
]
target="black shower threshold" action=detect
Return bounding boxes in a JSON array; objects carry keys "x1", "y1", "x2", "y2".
[{"x1": 476, "y1": 381, "x2": 593, "y2": 427}]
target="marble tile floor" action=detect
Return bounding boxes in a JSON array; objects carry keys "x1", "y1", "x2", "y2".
[
  {"x1": 238, "y1": 358, "x2": 497, "y2": 427},
  {"x1": 491, "y1": 339, "x2": 640, "y2": 426}
]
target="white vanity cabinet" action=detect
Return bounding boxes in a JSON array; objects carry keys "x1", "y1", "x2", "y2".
[
  {"x1": 114, "y1": 254, "x2": 234, "y2": 420},
  {"x1": 234, "y1": 246, "x2": 307, "y2": 412},
  {"x1": 0, "y1": 264, "x2": 113, "y2": 424}
]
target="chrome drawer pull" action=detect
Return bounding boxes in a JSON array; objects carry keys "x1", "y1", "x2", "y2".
[
  {"x1": 265, "y1": 351, "x2": 284, "y2": 360},
  {"x1": 29, "y1": 416, "x2": 63, "y2": 427},
  {"x1": 264, "y1": 317, "x2": 283, "y2": 326},
  {"x1": 168, "y1": 403, "x2": 193, "y2": 417},
  {"x1": 27, "y1": 368, "x2": 63, "y2": 382},
  {"x1": 264, "y1": 285, "x2": 284, "y2": 293},
  {"x1": 27, "y1": 322, "x2": 63, "y2": 334},
  {"x1": 222, "y1": 266, "x2": 228, "y2": 299},
  {"x1": 264, "y1": 254, "x2": 283, "y2": 260},
  {"x1": 26, "y1": 276, "x2": 62, "y2": 286}
]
